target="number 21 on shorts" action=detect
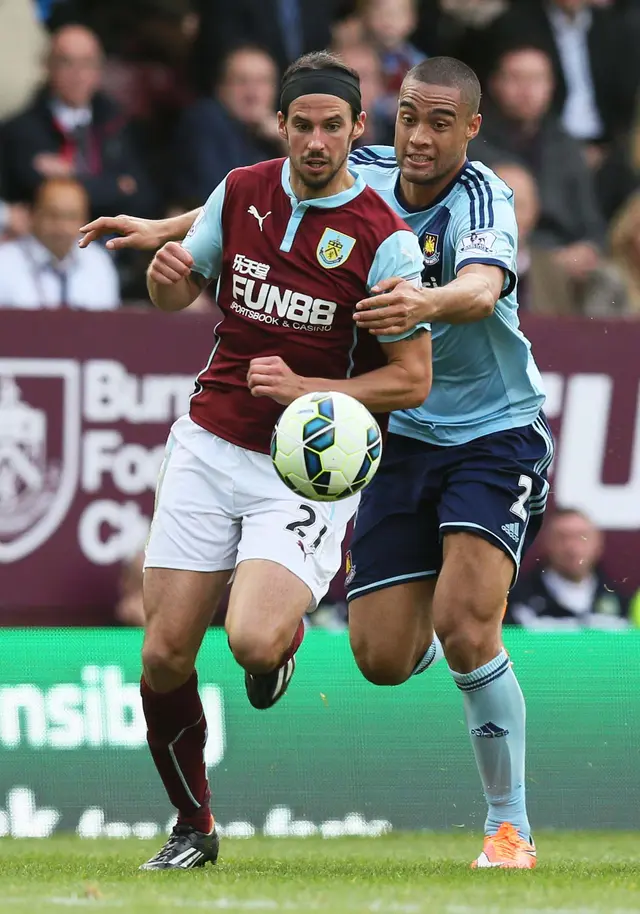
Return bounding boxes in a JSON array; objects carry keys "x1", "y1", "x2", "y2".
[{"x1": 285, "y1": 504, "x2": 328, "y2": 554}]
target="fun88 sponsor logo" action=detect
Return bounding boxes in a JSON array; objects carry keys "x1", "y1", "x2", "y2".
[{"x1": 231, "y1": 257, "x2": 337, "y2": 331}]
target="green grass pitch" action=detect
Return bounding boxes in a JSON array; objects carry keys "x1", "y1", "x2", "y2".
[{"x1": 1, "y1": 832, "x2": 638, "y2": 913}]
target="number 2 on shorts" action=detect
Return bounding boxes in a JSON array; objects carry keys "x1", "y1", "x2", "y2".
[{"x1": 510, "y1": 475, "x2": 532, "y2": 522}]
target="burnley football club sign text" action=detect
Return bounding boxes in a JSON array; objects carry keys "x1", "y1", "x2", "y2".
[{"x1": 0, "y1": 310, "x2": 639, "y2": 620}]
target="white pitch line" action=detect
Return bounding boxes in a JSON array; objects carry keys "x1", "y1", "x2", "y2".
[
  {"x1": 1, "y1": 901, "x2": 124, "y2": 910},
  {"x1": 4, "y1": 899, "x2": 638, "y2": 914},
  {"x1": 159, "y1": 900, "x2": 280, "y2": 910},
  {"x1": 369, "y1": 904, "x2": 421, "y2": 913},
  {"x1": 2, "y1": 898, "x2": 288, "y2": 912},
  {"x1": 49, "y1": 901, "x2": 123, "y2": 909}
]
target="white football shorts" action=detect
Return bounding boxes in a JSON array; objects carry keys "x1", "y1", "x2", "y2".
[{"x1": 145, "y1": 415, "x2": 359, "y2": 605}]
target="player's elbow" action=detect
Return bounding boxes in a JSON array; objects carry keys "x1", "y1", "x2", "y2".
[
  {"x1": 478, "y1": 294, "x2": 496, "y2": 318},
  {"x1": 403, "y1": 381, "x2": 431, "y2": 409},
  {"x1": 475, "y1": 279, "x2": 498, "y2": 318},
  {"x1": 146, "y1": 273, "x2": 170, "y2": 311},
  {"x1": 397, "y1": 364, "x2": 432, "y2": 409}
]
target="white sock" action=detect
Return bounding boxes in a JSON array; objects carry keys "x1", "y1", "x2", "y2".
[{"x1": 411, "y1": 635, "x2": 445, "y2": 675}]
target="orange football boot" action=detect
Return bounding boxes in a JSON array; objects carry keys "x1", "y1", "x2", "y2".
[{"x1": 471, "y1": 822, "x2": 537, "y2": 869}]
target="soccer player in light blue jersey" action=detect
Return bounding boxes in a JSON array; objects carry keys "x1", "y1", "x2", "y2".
[
  {"x1": 79, "y1": 57, "x2": 552, "y2": 868},
  {"x1": 346, "y1": 57, "x2": 551, "y2": 869}
]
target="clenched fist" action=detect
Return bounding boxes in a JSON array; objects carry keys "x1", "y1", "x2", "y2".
[
  {"x1": 148, "y1": 242, "x2": 194, "y2": 285},
  {"x1": 247, "y1": 356, "x2": 306, "y2": 405}
]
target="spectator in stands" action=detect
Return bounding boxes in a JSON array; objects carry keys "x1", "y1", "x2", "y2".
[
  {"x1": 609, "y1": 192, "x2": 640, "y2": 313},
  {"x1": 475, "y1": 0, "x2": 640, "y2": 154},
  {"x1": 492, "y1": 159, "x2": 625, "y2": 315},
  {"x1": 192, "y1": 0, "x2": 337, "y2": 91},
  {"x1": 0, "y1": 0, "x2": 48, "y2": 122},
  {"x1": 0, "y1": 201, "x2": 30, "y2": 241},
  {"x1": 100, "y1": 1, "x2": 197, "y2": 126},
  {"x1": 101, "y1": 1, "x2": 200, "y2": 218},
  {"x1": 171, "y1": 45, "x2": 282, "y2": 208},
  {"x1": 0, "y1": 148, "x2": 31, "y2": 241},
  {"x1": 595, "y1": 95, "x2": 640, "y2": 223},
  {"x1": 0, "y1": 176, "x2": 119, "y2": 310},
  {"x1": 491, "y1": 161, "x2": 575, "y2": 314},
  {"x1": 470, "y1": 46, "x2": 608, "y2": 305},
  {"x1": 1, "y1": 24, "x2": 156, "y2": 219},
  {"x1": 361, "y1": 0, "x2": 424, "y2": 135},
  {"x1": 507, "y1": 508, "x2": 629, "y2": 630},
  {"x1": 338, "y1": 43, "x2": 388, "y2": 146},
  {"x1": 332, "y1": 5, "x2": 366, "y2": 50},
  {"x1": 411, "y1": 0, "x2": 508, "y2": 66}
]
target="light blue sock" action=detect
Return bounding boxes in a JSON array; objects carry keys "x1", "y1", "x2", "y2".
[
  {"x1": 411, "y1": 634, "x2": 445, "y2": 675},
  {"x1": 450, "y1": 649, "x2": 531, "y2": 840}
]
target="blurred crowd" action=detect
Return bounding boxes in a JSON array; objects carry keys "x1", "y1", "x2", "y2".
[{"x1": 1, "y1": 0, "x2": 640, "y2": 311}]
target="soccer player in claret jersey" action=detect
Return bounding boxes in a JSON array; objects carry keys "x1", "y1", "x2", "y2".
[
  {"x1": 93, "y1": 52, "x2": 431, "y2": 871},
  {"x1": 80, "y1": 57, "x2": 552, "y2": 870}
]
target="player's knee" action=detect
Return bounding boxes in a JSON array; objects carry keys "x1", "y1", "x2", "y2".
[
  {"x1": 228, "y1": 628, "x2": 285, "y2": 675},
  {"x1": 361, "y1": 662, "x2": 413, "y2": 686},
  {"x1": 142, "y1": 636, "x2": 194, "y2": 688},
  {"x1": 350, "y1": 633, "x2": 413, "y2": 686},
  {"x1": 436, "y1": 623, "x2": 494, "y2": 673}
]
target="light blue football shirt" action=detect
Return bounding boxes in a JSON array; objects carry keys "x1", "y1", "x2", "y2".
[{"x1": 349, "y1": 146, "x2": 546, "y2": 446}]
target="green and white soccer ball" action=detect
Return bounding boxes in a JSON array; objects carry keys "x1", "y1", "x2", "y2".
[{"x1": 270, "y1": 391, "x2": 383, "y2": 502}]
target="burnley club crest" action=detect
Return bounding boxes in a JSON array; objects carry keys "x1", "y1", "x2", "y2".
[
  {"x1": 316, "y1": 228, "x2": 356, "y2": 269},
  {"x1": 0, "y1": 361, "x2": 80, "y2": 562}
]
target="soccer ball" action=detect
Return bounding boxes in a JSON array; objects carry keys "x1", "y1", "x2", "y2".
[{"x1": 271, "y1": 391, "x2": 382, "y2": 502}]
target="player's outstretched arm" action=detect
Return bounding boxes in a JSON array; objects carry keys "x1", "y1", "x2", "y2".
[
  {"x1": 147, "y1": 241, "x2": 206, "y2": 312},
  {"x1": 354, "y1": 265, "x2": 505, "y2": 333},
  {"x1": 247, "y1": 332, "x2": 432, "y2": 413},
  {"x1": 78, "y1": 209, "x2": 201, "y2": 251}
]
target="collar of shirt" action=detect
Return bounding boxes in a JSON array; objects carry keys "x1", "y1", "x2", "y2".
[
  {"x1": 393, "y1": 158, "x2": 469, "y2": 216},
  {"x1": 547, "y1": 4, "x2": 592, "y2": 37},
  {"x1": 280, "y1": 158, "x2": 366, "y2": 210},
  {"x1": 22, "y1": 234, "x2": 78, "y2": 273},
  {"x1": 50, "y1": 98, "x2": 93, "y2": 132}
]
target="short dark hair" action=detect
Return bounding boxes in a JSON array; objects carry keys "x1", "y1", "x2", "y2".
[
  {"x1": 490, "y1": 43, "x2": 552, "y2": 79},
  {"x1": 405, "y1": 56, "x2": 481, "y2": 114},
  {"x1": 282, "y1": 50, "x2": 359, "y2": 84},
  {"x1": 216, "y1": 43, "x2": 276, "y2": 87},
  {"x1": 281, "y1": 50, "x2": 361, "y2": 120}
]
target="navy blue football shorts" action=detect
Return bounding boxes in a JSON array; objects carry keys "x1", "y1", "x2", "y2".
[{"x1": 345, "y1": 414, "x2": 554, "y2": 602}]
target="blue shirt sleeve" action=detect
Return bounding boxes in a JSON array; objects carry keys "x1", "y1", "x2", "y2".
[
  {"x1": 366, "y1": 230, "x2": 431, "y2": 343},
  {"x1": 366, "y1": 229, "x2": 423, "y2": 291},
  {"x1": 451, "y1": 178, "x2": 517, "y2": 297},
  {"x1": 181, "y1": 177, "x2": 226, "y2": 280}
]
